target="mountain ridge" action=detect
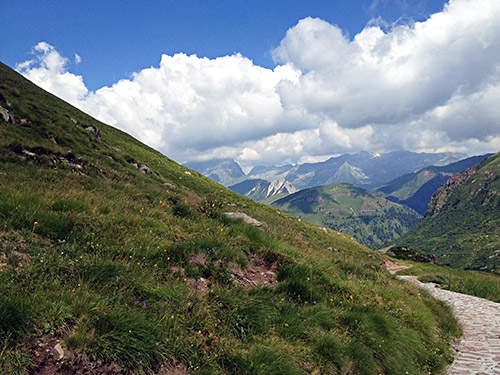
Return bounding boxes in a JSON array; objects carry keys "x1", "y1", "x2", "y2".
[
  {"x1": 190, "y1": 151, "x2": 469, "y2": 191},
  {"x1": 228, "y1": 178, "x2": 298, "y2": 202},
  {"x1": 374, "y1": 154, "x2": 491, "y2": 215},
  {"x1": 396, "y1": 152, "x2": 500, "y2": 273}
]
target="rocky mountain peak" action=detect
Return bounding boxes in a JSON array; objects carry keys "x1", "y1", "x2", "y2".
[
  {"x1": 330, "y1": 161, "x2": 370, "y2": 185},
  {"x1": 266, "y1": 179, "x2": 298, "y2": 198}
]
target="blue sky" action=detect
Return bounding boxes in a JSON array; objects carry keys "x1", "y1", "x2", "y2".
[
  {"x1": 2, "y1": 0, "x2": 444, "y2": 90},
  {"x1": 2, "y1": 0, "x2": 500, "y2": 168}
]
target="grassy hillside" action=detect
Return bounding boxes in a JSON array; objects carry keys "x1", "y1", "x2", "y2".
[
  {"x1": 271, "y1": 183, "x2": 422, "y2": 249},
  {"x1": 374, "y1": 155, "x2": 490, "y2": 215},
  {"x1": 0, "y1": 61, "x2": 459, "y2": 375},
  {"x1": 396, "y1": 152, "x2": 500, "y2": 273}
]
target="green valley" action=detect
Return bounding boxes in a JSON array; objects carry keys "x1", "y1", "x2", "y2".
[{"x1": 271, "y1": 183, "x2": 422, "y2": 249}]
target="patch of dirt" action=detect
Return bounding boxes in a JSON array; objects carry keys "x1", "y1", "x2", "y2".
[
  {"x1": 188, "y1": 277, "x2": 211, "y2": 293},
  {"x1": 0, "y1": 230, "x2": 30, "y2": 268},
  {"x1": 229, "y1": 254, "x2": 279, "y2": 288},
  {"x1": 188, "y1": 253, "x2": 207, "y2": 267},
  {"x1": 28, "y1": 332, "x2": 189, "y2": 374},
  {"x1": 158, "y1": 363, "x2": 190, "y2": 375},
  {"x1": 186, "y1": 253, "x2": 280, "y2": 292},
  {"x1": 28, "y1": 332, "x2": 122, "y2": 375},
  {"x1": 383, "y1": 259, "x2": 412, "y2": 274}
]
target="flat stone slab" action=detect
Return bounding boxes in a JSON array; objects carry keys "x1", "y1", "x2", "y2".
[{"x1": 398, "y1": 276, "x2": 500, "y2": 375}]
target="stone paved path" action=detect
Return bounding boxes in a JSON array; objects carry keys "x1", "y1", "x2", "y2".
[{"x1": 398, "y1": 276, "x2": 500, "y2": 375}]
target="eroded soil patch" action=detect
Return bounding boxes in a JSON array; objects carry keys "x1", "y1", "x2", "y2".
[{"x1": 228, "y1": 254, "x2": 279, "y2": 288}]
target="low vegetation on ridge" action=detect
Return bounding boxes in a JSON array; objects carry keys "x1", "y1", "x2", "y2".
[{"x1": 0, "y1": 61, "x2": 460, "y2": 374}]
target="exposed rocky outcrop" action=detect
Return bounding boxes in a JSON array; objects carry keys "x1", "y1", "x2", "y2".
[
  {"x1": 426, "y1": 166, "x2": 477, "y2": 216},
  {"x1": 0, "y1": 105, "x2": 15, "y2": 123},
  {"x1": 83, "y1": 125, "x2": 102, "y2": 140},
  {"x1": 128, "y1": 159, "x2": 153, "y2": 174},
  {"x1": 224, "y1": 212, "x2": 262, "y2": 227}
]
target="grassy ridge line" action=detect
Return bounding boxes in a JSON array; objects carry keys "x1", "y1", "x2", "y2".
[{"x1": 1, "y1": 61, "x2": 459, "y2": 374}]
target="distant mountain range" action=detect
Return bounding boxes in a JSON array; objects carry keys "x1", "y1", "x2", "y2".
[
  {"x1": 248, "y1": 151, "x2": 467, "y2": 190},
  {"x1": 186, "y1": 151, "x2": 468, "y2": 192},
  {"x1": 271, "y1": 183, "x2": 422, "y2": 249},
  {"x1": 397, "y1": 152, "x2": 500, "y2": 273},
  {"x1": 374, "y1": 154, "x2": 491, "y2": 215},
  {"x1": 188, "y1": 153, "x2": 493, "y2": 252}
]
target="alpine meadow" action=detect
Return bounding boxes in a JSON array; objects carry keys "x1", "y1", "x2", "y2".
[
  {"x1": 2, "y1": 0, "x2": 500, "y2": 373},
  {"x1": 0, "y1": 61, "x2": 462, "y2": 374}
]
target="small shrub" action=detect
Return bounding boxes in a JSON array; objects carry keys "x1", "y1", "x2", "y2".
[{"x1": 198, "y1": 198, "x2": 225, "y2": 218}]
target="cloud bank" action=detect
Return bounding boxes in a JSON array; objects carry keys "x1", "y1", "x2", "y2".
[{"x1": 16, "y1": 0, "x2": 500, "y2": 168}]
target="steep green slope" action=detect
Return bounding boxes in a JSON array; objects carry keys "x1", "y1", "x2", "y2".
[
  {"x1": 374, "y1": 155, "x2": 490, "y2": 215},
  {"x1": 0, "y1": 62, "x2": 459, "y2": 375},
  {"x1": 271, "y1": 183, "x2": 422, "y2": 249},
  {"x1": 397, "y1": 152, "x2": 500, "y2": 273}
]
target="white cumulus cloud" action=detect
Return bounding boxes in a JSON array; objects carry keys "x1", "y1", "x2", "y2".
[
  {"x1": 15, "y1": 0, "x2": 500, "y2": 168},
  {"x1": 16, "y1": 42, "x2": 88, "y2": 108}
]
